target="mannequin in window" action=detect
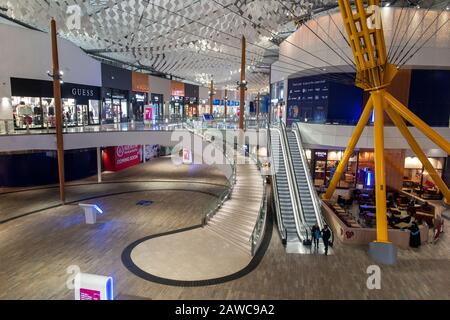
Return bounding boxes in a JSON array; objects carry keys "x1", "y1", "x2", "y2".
[
  {"x1": 16, "y1": 101, "x2": 33, "y2": 127},
  {"x1": 33, "y1": 104, "x2": 43, "y2": 125},
  {"x1": 48, "y1": 104, "x2": 55, "y2": 116}
]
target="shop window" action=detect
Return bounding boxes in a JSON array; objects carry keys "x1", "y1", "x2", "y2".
[
  {"x1": 89, "y1": 100, "x2": 100, "y2": 125},
  {"x1": 357, "y1": 151, "x2": 375, "y2": 186},
  {"x1": 62, "y1": 99, "x2": 76, "y2": 126},
  {"x1": 325, "y1": 150, "x2": 357, "y2": 189},
  {"x1": 12, "y1": 97, "x2": 44, "y2": 129},
  {"x1": 403, "y1": 157, "x2": 444, "y2": 193}
]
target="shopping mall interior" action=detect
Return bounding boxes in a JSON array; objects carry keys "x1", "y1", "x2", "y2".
[{"x1": 0, "y1": 0, "x2": 449, "y2": 303}]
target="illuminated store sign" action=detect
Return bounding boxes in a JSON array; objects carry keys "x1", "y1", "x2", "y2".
[{"x1": 71, "y1": 88, "x2": 95, "y2": 97}]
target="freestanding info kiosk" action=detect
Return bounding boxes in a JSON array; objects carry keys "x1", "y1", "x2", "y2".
[
  {"x1": 79, "y1": 203, "x2": 103, "y2": 224},
  {"x1": 74, "y1": 273, "x2": 114, "y2": 300}
]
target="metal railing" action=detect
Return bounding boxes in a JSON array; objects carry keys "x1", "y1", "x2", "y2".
[
  {"x1": 267, "y1": 126, "x2": 288, "y2": 243},
  {"x1": 2, "y1": 115, "x2": 271, "y2": 136},
  {"x1": 292, "y1": 121, "x2": 334, "y2": 244},
  {"x1": 0, "y1": 119, "x2": 14, "y2": 134},
  {"x1": 249, "y1": 179, "x2": 268, "y2": 256},
  {"x1": 246, "y1": 144, "x2": 269, "y2": 256}
]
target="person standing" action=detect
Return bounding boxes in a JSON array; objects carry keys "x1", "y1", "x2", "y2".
[
  {"x1": 409, "y1": 221, "x2": 421, "y2": 248},
  {"x1": 311, "y1": 224, "x2": 320, "y2": 248},
  {"x1": 321, "y1": 225, "x2": 331, "y2": 255}
]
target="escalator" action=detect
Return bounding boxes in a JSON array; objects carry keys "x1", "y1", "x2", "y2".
[
  {"x1": 290, "y1": 122, "x2": 331, "y2": 235},
  {"x1": 269, "y1": 121, "x2": 332, "y2": 250},
  {"x1": 269, "y1": 127, "x2": 307, "y2": 244},
  {"x1": 286, "y1": 130, "x2": 321, "y2": 228}
]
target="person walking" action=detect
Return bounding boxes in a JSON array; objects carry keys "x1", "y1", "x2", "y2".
[{"x1": 321, "y1": 225, "x2": 331, "y2": 255}]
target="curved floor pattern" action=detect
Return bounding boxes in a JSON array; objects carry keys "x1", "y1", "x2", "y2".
[
  {"x1": 0, "y1": 180, "x2": 226, "y2": 224},
  {"x1": 121, "y1": 211, "x2": 273, "y2": 287}
]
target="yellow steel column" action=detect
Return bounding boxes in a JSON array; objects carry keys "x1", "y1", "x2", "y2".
[
  {"x1": 384, "y1": 92, "x2": 450, "y2": 155},
  {"x1": 323, "y1": 97, "x2": 374, "y2": 199},
  {"x1": 385, "y1": 106, "x2": 450, "y2": 205},
  {"x1": 372, "y1": 90, "x2": 389, "y2": 243}
]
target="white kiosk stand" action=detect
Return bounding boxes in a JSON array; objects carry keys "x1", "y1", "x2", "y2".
[
  {"x1": 74, "y1": 273, "x2": 114, "y2": 300},
  {"x1": 79, "y1": 204, "x2": 103, "y2": 224}
]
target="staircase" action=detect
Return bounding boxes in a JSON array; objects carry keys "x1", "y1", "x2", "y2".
[
  {"x1": 206, "y1": 153, "x2": 264, "y2": 255},
  {"x1": 270, "y1": 129, "x2": 299, "y2": 242},
  {"x1": 286, "y1": 130, "x2": 318, "y2": 228}
]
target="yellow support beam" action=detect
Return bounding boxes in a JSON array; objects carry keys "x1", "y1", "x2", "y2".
[
  {"x1": 385, "y1": 105, "x2": 450, "y2": 205},
  {"x1": 384, "y1": 91, "x2": 450, "y2": 155},
  {"x1": 372, "y1": 90, "x2": 389, "y2": 243},
  {"x1": 323, "y1": 97, "x2": 374, "y2": 199}
]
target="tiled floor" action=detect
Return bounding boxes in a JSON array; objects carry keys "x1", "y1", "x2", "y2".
[{"x1": 0, "y1": 158, "x2": 449, "y2": 300}]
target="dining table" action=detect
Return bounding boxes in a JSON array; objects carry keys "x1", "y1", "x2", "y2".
[{"x1": 395, "y1": 222, "x2": 412, "y2": 229}]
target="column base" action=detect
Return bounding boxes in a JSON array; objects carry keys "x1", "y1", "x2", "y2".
[
  {"x1": 443, "y1": 198, "x2": 450, "y2": 207},
  {"x1": 368, "y1": 242, "x2": 397, "y2": 265}
]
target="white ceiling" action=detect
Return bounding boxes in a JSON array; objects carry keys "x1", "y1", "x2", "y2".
[{"x1": 0, "y1": 0, "x2": 337, "y2": 89}]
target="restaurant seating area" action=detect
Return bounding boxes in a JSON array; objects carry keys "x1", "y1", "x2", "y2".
[
  {"x1": 328, "y1": 201, "x2": 362, "y2": 228},
  {"x1": 326, "y1": 188, "x2": 437, "y2": 231},
  {"x1": 402, "y1": 179, "x2": 443, "y2": 201}
]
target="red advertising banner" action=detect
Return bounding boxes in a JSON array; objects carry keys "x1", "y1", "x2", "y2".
[
  {"x1": 103, "y1": 145, "x2": 141, "y2": 171},
  {"x1": 144, "y1": 107, "x2": 153, "y2": 121}
]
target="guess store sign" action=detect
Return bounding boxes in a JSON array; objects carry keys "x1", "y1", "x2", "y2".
[{"x1": 103, "y1": 145, "x2": 141, "y2": 171}]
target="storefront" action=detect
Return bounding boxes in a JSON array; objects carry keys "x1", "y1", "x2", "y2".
[
  {"x1": 149, "y1": 75, "x2": 171, "y2": 119},
  {"x1": 198, "y1": 99, "x2": 208, "y2": 115},
  {"x1": 306, "y1": 149, "x2": 360, "y2": 189},
  {"x1": 10, "y1": 77, "x2": 101, "y2": 129},
  {"x1": 131, "y1": 92, "x2": 148, "y2": 122},
  {"x1": 184, "y1": 84, "x2": 199, "y2": 118},
  {"x1": 101, "y1": 64, "x2": 132, "y2": 124},
  {"x1": 403, "y1": 156, "x2": 446, "y2": 194},
  {"x1": 102, "y1": 89, "x2": 130, "y2": 124},
  {"x1": 306, "y1": 148, "x2": 447, "y2": 196},
  {"x1": 131, "y1": 72, "x2": 149, "y2": 122},
  {"x1": 271, "y1": 81, "x2": 285, "y2": 123},
  {"x1": 170, "y1": 81, "x2": 185, "y2": 119},
  {"x1": 0, "y1": 149, "x2": 98, "y2": 187},
  {"x1": 229, "y1": 101, "x2": 240, "y2": 117},
  {"x1": 212, "y1": 99, "x2": 224, "y2": 117},
  {"x1": 149, "y1": 94, "x2": 163, "y2": 120}
]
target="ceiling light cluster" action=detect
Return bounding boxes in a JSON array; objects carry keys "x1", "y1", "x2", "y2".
[{"x1": 0, "y1": 0, "x2": 320, "y2": 90}]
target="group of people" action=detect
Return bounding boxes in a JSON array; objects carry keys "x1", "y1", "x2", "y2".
[{"x1": 310, "y1": 224, "x2": 332, "y2": 255}]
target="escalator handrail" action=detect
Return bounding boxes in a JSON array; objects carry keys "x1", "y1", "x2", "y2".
[
  {"x1": 268, "y1": 128, "x2": 287, "y2": 241},
  {"x1": 279, "y1": 121, "x2": 310, "y2": 241},
  {"x1": 273, "y1": 124, "x2": 308, "y2": 242},
  {"x1": 293, "y1": 121, "x2": 334, "y2": 243}
]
